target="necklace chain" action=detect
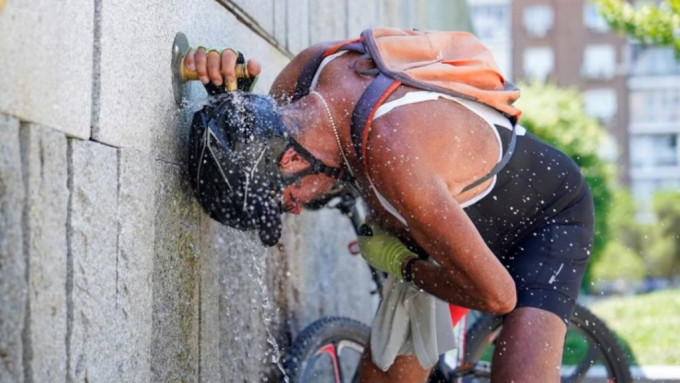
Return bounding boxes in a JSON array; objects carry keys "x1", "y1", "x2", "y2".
[{"x1": 310, "y1": 91, "x2": 355, "y2": 178}]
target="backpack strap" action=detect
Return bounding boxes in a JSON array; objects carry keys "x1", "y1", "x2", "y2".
[
  {"x1": 459, "y1": 123, "x2": 516, "y2": 194},
  {"x1": 350, "y1": 77, "x2": 516, "y2": 194},
  {"x1": 292, "y1": 37, "x2": 365, "y2": 102},
  {"x1": 349, "y1": 73, "x2": 401, "y2": 169},
  {"x1": 292, "y1": 53, "x2": 326, "y2": 101},
  {"x1": 280, "y1": 139, "x2": 355, "y2": 185}
]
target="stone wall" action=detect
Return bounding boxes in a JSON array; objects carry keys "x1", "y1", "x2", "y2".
[{"x1": 0, "y1": 1, "x2": 469, "y2": 381}]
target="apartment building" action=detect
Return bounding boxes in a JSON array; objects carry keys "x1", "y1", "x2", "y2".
[
  {"x1": 627, "y1": 44, "x2": 680, "y2": 212},
  {"x1": 469, "y1": 0, "x2": 513, "y2": 79},
  {"x1": 510, "y1": 0, "x2": 630, "y2": 181}
]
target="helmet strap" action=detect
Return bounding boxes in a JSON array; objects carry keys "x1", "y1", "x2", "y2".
[{"x1": 280, "y1": 139, "x2": 355, "y2": 186}]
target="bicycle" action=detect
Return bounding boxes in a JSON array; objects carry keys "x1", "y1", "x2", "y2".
[{"x1": 281, "y1": 191, "x2": 633, "y2": 383}]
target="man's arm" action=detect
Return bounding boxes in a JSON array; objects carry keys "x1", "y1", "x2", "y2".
[
  {"x1": 364, "y1": 108, "x2": 517, "y2": 315},
  {"x1": 181, "y1": 42, "x2": 337, "y2": 101},
  {"x1": 395, "y1": 179, "x2": 516, "y2": 314}
]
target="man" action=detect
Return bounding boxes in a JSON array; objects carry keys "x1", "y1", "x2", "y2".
[{"x1": 185, "y1": 29, "x2": 593, "y2": 382}]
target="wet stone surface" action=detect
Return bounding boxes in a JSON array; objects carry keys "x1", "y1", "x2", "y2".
[
  {"x1": 20, "y1": 123, "x2": 68, "y2": 383},
  {"x1": 0, "y1": 114, "x2": 26, "y2": 383},
  {"x1": 151, "y1": 161, "x2": 201, "y2": 382},
  {"x1": 0, "y1": 1, "x2": 92, "y2": 138},
  {"x1": 68, "y1": 139, "x2": 118, "y2": 382},
  {"x1": 116, "y1": 148, "x2": 156, "y2": 382}
]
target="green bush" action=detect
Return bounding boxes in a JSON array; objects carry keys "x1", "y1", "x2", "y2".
[
  {"x1": 515, "y1": 82, "x2": 617, "y2": 288},
  {"x1": 649, "y1": 191, "x2": 680, "y2": 276},
  {"x1": 592, "y1": 241, "x2": 646, "y2": 282}
]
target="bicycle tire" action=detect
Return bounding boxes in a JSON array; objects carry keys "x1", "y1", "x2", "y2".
[
  {"x1": 463, "y1": 304, "x2": 633, "y2": 383},
  {"x1": 281, "y1": 316, "x2": 370, "y2": 383}
]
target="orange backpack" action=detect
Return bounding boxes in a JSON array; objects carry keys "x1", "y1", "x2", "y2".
[{"x1": 292, "y1": 28, "x2": 520, "y2": 183}]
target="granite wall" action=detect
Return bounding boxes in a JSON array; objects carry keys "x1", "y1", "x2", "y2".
[{"x1": 0, "y1": 1, "x2": 469, "y2": 381}]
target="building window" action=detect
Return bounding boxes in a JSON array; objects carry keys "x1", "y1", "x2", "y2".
[
  {"x1": 583, "y1": 4, "x2": 610, "y2": 32},
  {"x1": 584, "y1": 88, "x2": 618, "y2": 124},
  {"x1": 523, "y1": 47, "x2": 554, "y2": 81},
  {"x1": 471, "y1": 4, "x2": 510, "y2": 40},
  {"x1": 631, "y1": 45, "x2": 680, "y2": 76},
  {"x1": 523, "y1": 5, "x2": 554, "y2": 37},
  {"x1": 582, "y1": 44, "x2": 616, "y2": 80},
  {"x1": 630, "y1": 133, "x2": 679, "y2": 168},
  {"x1": 630, "y1": 88, "x2": 680, "y2": 123},
  {"x1": 492, "y1": 49, "x2": 512, "y2": 81}
]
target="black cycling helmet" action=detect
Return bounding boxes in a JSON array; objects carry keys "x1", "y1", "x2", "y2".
[{"x1": 188, "y1": 92, "x2": 353, "y2": 246}]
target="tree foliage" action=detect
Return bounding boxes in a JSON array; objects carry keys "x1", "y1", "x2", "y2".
[
  {"x1": 592, "y1": 188, "x2": 680, "y2": 283},
  {"x1": 515, "y1": 81, "x2": 618, "y2": 288},
  {"x1": 646, "y1": 191, "x2": 680, "y2": 276},
  {"x1": 592, "y1": 190, "x2": 645, "y2": 283},
  {"x1": 593, "y1": 0, "x2": 680, "y2": 57},
  {"x1": 593, "y1": 241, "x2": 646, "y2": 281}
]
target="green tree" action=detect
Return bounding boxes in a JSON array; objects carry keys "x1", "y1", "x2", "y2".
[
  {"x1": 593, "y1": 241, "x2": 646, "y2": 282},
  {"x1": 515, "y1": 81, "x2": 618, "y2": 289},
  {"x1": 593, "y1": 189, "x2": 680, "y2": 282},
  {"x1": 592, "y1": 190, "x2": 646, "y2": 284},
  {"x1": 593, "y1": 0, "x2": 680, "y2": 57},
  {"x1": 646, "y1": 190, "x2": 680, "y2": 276},
  {"x1": 607, "y1": 189, "x2": 639, "y2": 250}
]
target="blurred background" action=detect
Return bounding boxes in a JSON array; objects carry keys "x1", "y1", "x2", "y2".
[
  {"x1": 0, "y1": 0, "x2": 677, "y2": 381},
  {"x1": 466, "y1": 0, "x2": 680, "y2": 372}
]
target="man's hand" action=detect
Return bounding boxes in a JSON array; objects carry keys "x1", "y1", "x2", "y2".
[
  {"x1": 357, "y1": 225, "x2": 417, "y2": 280},
  {"x1": 183, "y1": 47, "x2": 262, "y2": 90}
]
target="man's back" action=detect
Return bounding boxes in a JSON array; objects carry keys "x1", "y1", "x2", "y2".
[
  {"x1": 270, "y1": 39, "x2": 592, "y2": 382},
  {"x1": 271, "y1": 48, "x2": 505, "y2": 234}
]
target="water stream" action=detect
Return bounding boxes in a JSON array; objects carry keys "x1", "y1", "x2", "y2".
[{"x1": 249, "y1": 248, "x2": 289, "y2": 383}]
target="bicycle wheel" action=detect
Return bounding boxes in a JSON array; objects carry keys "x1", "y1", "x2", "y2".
[
  {"x1": 282, "y1": 317, "x2": 370, "y2": 383},
  {"x1": 461, "y1": 304, "x2": 633, "y2": 383}
]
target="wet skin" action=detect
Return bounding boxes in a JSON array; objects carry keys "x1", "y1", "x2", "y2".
[{"x1": 188, "y1": 46, "x2": 566, "y2": 383}]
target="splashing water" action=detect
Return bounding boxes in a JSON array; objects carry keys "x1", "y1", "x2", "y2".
[
  {"x1": 180, "y1": 93, "x2": 210, "y2": 111},
  {"x1": 249, "y1": 248, "x2": 290, "y2": 383}
]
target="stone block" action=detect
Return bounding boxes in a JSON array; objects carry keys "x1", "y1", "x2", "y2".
[
  {"x1": 347, "y1": 0, "x2": 381, "y2": 38},
  {"x1": 273, "y1": 0, "x2": 287, "y2": 50},
  {"x1": 67, "y1": 139, "x2": 118, "y2": 382},
  {"x1": 377, "y1": 0, "x2": 402, "y2": 27},
  {"x1": 0, "y1": 2, "x2": 92, "y2": 138},
  {"x1": 115, "y1": 148, "x2": 156, "y2": 382},
  {"x1": 197, "y1": 218, "x2": 222, "y2": 382},
  {"x1": 20, "y1": 123, "x2": 68, "y2": 383},
  {"x1": 195, "y1": 195, "x2": 291, "y2": 381},
  {"x1": 401, "y1": 0, "x2": 421, "y2": 28},
  {"x1": 95, "y1": 0, "x2": 290, "y2": 162},
  {"x1": 309, "y1": 0, "x2": 349, "y2": 44},
  {"x1": 0, "y1": 114, "x2": 26, "y2": 383},
  {"x1": 150, "y1": 162, "x2": 201, "y2": 382},
  {"x1": 230, "y1": 0, "x2": 275, "y2": 37},
  {"x1": 212, "y1": 223, "x2": 280, "y2": 381},
  {"x1": 286, "y1": 0, "x2": 310, "y2": 54},
  {"x1": 280, "y1": 209, "x2": 377, "y2": 336}
]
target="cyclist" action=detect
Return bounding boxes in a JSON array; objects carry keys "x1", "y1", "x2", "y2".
[{"x1": 186, "y1": 30, "x2": 593, "y2": 383}]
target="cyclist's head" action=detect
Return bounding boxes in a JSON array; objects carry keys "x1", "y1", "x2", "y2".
[{"x1": 187, "y1": 92, "x2": 349, "y2": 246}]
